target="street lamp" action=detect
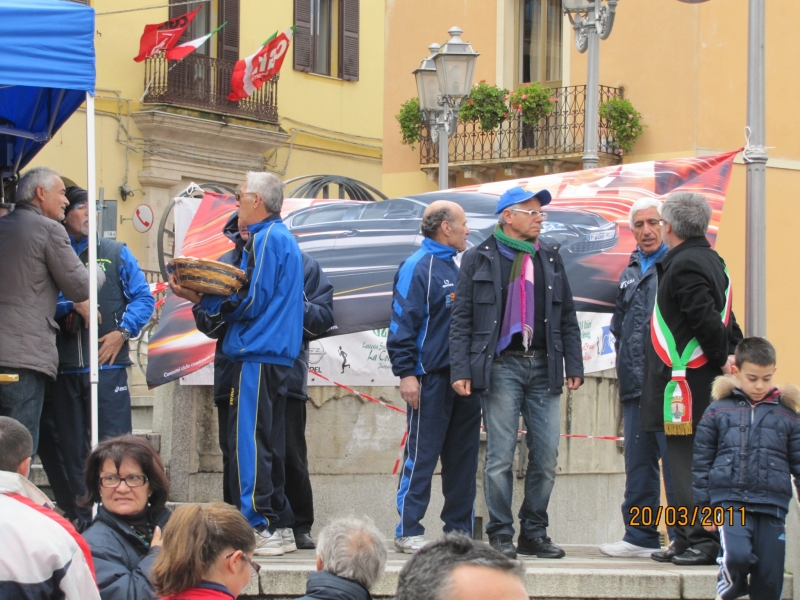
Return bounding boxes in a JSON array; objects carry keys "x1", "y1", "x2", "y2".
[
  {"x1": 563, "y1": 0, "x2": 618, "y2": 170},
  {"x1": 676, "y1": 0, "x2": 767, "y2": 336},
  {"x1": 413, "y1": 27, "x2": 479, "y2": 190}
]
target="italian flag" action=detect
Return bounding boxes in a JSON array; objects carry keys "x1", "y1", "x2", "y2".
[
  {"x1": 228, "y1": 27, "x2": 294, "y2": 101},
  {"x1": 165, "y1": 22, "x2": 227, "y2": 61}
]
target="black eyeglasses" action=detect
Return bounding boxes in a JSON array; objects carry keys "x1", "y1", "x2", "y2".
[
  {"x1": 235, "y1": 192, "x2": 257, "y2": 203},
  {"x1": 226, "y1": 551, "x2": 261, "y2": 578},
  {"x1": 99, "y1": 474, "x2": 149, "y2": 488}
]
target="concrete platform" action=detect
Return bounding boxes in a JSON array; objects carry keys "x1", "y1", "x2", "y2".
[{"x1": 242, "y1": 544, "x2": 793, "y2": 599}]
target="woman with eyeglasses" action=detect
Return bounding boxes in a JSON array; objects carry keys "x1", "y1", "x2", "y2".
[
  {"x1": 81, "y1": 435, "x2": 171, "y2": 599},
  {"x1": 151, "y1": 503, "x2": 259, "y2": 600}
]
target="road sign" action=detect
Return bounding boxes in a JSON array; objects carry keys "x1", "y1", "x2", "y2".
[{"x1": 132, "y1": 204, "x2": 154, "y2": 233}]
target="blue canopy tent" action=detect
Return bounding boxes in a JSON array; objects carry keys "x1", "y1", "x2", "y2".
[{"x1": 0, "y1": 0, "x2": 103, "y2": 449}]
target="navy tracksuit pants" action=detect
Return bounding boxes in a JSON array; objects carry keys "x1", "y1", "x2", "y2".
[
  {"x1": 229, "y1": 361, "x2": 294, "y2": 532},
  {"x1": 717, "y1": 508, "x2": 786, "y2": 600},
  {"x1": 395, "y1": 367, "x2": 482, "y2": 538}
]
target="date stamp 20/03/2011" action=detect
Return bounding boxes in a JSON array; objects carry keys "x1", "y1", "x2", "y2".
[{"x1": 629, "y1": 505, "x2": 746, "y2": 528}]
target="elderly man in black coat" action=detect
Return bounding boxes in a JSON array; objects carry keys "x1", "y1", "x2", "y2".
[{"x1": 641, "y1": 192, "x2": 742, "y2": 566}]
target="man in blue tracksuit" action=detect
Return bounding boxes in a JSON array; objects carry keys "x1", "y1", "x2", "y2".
[
  {"x1": 40, "y1": 185, "x2": 154, "y2": 527},
  {"x1": 388, "y1": 200, "x2": 482, "y2": 553},
  {"x1": 173, "y1": 173, "x2": 303, "y2": 557}
]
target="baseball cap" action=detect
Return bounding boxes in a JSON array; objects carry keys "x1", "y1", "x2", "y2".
[{"x1": 495, "y1": 186, "x2": 552, "y2": 215}]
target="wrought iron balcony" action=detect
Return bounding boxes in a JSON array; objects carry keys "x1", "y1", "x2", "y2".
[
  {"x1": 419, "y1": 85, "x2": 623, "y2": 173},
  {"x1": 142, "y1": 53, "x2": 279, "y2": 123}
]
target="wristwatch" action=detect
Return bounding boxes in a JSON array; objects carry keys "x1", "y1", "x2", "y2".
[{"x1": 116, "y1": 326, "x2": 131, "y2": 342}]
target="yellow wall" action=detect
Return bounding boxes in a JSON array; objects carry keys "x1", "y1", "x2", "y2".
[{"x1": 29, "y1": 0, "x2": 385, "y2": 251}]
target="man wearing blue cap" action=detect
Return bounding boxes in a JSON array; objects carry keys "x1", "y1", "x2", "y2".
[{"x1": 450, "y1": 186, "x2": 583, "y2": 559}]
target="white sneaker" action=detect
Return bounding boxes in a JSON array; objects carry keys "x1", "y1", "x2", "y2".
[
  {"x1": 280, "y1": 528, "x2": 297, "y2": 553},
  {"x1": 394, "y1": 535, "x2": 427, "y2": 553},
  {"x1": 254, "y1": 528, "x2": 285, "y2": 556},
  {"x1": 599, "y1": 540, "x2": 658, "y2": 558}
]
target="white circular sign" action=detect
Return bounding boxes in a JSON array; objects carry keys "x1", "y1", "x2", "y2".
[{"x1": 132, "y1": 204, "x2": 154, "y2": 233}]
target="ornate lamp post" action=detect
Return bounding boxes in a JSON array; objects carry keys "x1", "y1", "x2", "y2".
[
  {"x1": 677, "y1": 0, "x2": 767, "y2": 337},
  {"x1": 563, "y1": 0, "x2": 618, "y2": 170},
  {"x1": 413, "y1": 27, "x2": 479, "y2": 190}
]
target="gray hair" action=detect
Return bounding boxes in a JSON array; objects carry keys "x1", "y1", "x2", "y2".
[
  {"x1": 245, "y1": 171, "x2": 284, "y2": 214},
  {"x1": 16, "y1": 166, "x2": 60, "y2": 204},
  {"x1": 628, "y1": 198, "x2": 662, "y2": 229},
  {"x1": 420, "y1": 207, "x2": 454, "y2": 238},
  {"x1": 0, "y1": 416, "x2": 33, "y2": 473},
  {"x1": 316, "y1": 516, "x2": 387, "y2": 591},
  {"x1": 660, "y1": 192, "x2": 711, "y2": 240},
  {"x1": 396, "y1": 532, "x2": 525, "y2": 600}
]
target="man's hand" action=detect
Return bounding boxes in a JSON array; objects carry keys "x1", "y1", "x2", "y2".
[
  {"x1": 452, "y1": 379, "x2": 472, "y2": 396},
  {"x1": 722, "y1": 354, "x2": 736, "y2": 375},
  {"x1": 169, "y1": 273, "x2": 203, "y2": 304},
  {"x1": 73, "y1": 300, "x2": 102, "y2": 328},
  {"x1": 400, "y1": 376, "x2": 420, "y2": 410},
  {"x1": 567, "y1": 377, "x2": 583, "y2": 391},
  {"x1": 98, "y1": 331, "x2": 125, "y2": 366}
]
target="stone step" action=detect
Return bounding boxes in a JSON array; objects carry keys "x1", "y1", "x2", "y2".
[
  {"x1": 131, "y1": 395, "x2": 155, "y2": 431},
  {"x1": 239, "y1": 545, "x2": 792, "y2": 599}
]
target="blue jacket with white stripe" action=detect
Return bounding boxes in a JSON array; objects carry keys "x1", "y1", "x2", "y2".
[{"x1": 387, "y1": 238, "x2": 458, "y2": 378}]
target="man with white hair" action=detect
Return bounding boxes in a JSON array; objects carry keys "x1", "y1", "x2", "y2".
[
  {"x1": 170, "y1": 172, "x2": 304, "y2": 557},
  {"x1": 641, "y1": 192, "x2": 742, "y2": 566},
  {"x1": 0, "y1": 167, "x2": 91, "y2": 452},
  {"x1": 296, "y1": 516, "x2": 388, "y2": 600},
  {"x1": 601, "y1": 198, "x2": 675, "y2": 558}
]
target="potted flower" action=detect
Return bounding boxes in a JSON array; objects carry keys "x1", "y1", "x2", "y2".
[
  {"x1": 508, "y1": 83, "x2": 555, "y2": 126},
  {"x1": 395, "y1": 97, "x2": 424, "y2": 149},
  {"x1": 598, "y1": 97, "x2": 645, "y2": 155},
  {"x1": 458, "y1": 80, "x2": 510, "y2": 132}
]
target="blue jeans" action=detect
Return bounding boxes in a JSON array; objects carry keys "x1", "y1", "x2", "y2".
[
  {"x1": 621, "y1": 398, "x2": 675, "y2": 548},
  {"x1": 483, "y1": 354, "x2": 561, "y2": 539},
  {"x1": 0, "y1": 367, "x2": 46, "y2": 453}
]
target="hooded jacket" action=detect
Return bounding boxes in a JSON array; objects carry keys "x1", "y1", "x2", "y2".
[
  {"x1": 296, "y1": 571, "x2": 373, "y2": 600},
  {"x1": 693, "y1": 376, "x2": 800, "y2": 517},
  {"x1": 0, "y1": 471, "x2": 99, "y2": 600},
  {"x1": 199, "y1": 214, "x2": 303, "y2": 367},
  {"x1": 82, "y1": 504, "x2": 171, "y2": 600},
  {"x1": 0, "y1": 202, "x2": 91, "y2": 379}
]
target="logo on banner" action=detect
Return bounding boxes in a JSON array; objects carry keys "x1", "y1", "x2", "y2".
[
  {"x1": 600, "y1": 326, "x2": 615, "y2": 355},
  {"x1": 309, "y1": 341, "x2": 325, "y2": 365},
  {"x1": 338, "y1": 346, "x2": 351, "y2": 374}
]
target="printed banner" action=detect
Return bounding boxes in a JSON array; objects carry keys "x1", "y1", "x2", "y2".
[{"x1": 147, "y1": 151, "x2": 737, "y2": 388}]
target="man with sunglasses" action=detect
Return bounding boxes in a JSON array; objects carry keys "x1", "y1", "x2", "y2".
[{"x1": 450, "y1": 186, "x2": 583, "y2": 559}]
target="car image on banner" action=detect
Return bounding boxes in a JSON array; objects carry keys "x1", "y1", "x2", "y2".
[{"x1": 287, "y1": 192, "x2": 620, "y2": 328}]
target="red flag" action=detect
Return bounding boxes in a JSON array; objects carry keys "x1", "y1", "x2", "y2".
[
  {"x1": 228, "y1": 27, "x2": 294, "y2": 101},
  {"x1": 134, "y1": 7, "x2": 202, "y2": 62}
]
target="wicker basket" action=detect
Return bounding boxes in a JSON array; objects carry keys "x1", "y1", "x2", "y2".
[{"x1": 171, "y1": 257, "x2": 247, "y2": 296}]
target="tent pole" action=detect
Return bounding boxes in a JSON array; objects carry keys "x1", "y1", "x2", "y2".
[{"x1": 86, "y1": 92, "x2": 99, "y2": 459}]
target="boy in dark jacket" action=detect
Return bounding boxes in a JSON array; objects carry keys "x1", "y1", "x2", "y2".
[{"x1": 693, "y1": 337, "x2": 800, "y2": 600}]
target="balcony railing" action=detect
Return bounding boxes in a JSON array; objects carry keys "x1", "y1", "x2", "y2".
[
  {"x1": 142, "y1": 53, "x2": 279, "y2": 123},
  {"x1": 420, "y1": 85, "x2": 622, "y2": 166}
]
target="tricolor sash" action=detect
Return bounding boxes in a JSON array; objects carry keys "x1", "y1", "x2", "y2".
[{"x1": 651, "y1": 267, "x2": 732, "y2": 435}]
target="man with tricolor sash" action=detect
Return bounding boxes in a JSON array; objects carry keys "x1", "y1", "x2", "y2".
[{"x1": 641, "y1": 192, "x2": 742, "y2": 566}]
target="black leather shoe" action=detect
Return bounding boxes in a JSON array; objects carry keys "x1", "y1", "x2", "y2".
[
  {"x1": 489, "y1": 534, "x2": 517, "y2": 559},
  {"x1": 651, "y1": 543, "x2": 682, "y2": 563},
  {"x1": 671, "y1": 547, "x2": 716, "y2": 566},
  {"x1": 295, "y1": 532, "x2": 316, "y2": 550},
  {"x1": 516, "y1": 534, "x2": 565, "y2": 558}
]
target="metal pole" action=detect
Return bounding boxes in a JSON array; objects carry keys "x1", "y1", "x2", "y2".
[
  {"x1": 438, "y1": 114, "x2": 449, "y2": 190},
  {"x1": 582, "y1": 1, "x2": 600, "y2": 170},
  {"x1": 744, "y1": 0, "x2": 767, "y2": 337},
  {"x1": 86, "y1": 92, "x2": 99, "y2": 452}
]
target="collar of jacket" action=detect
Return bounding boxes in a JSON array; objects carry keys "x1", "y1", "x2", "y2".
[
  {"x1": 0, "y1": 471, "x2": 53, "y2": 507},
  {"x1": 14, "y1": 201, "x2": 43, "y2": 216},
  {"x1": 248, "y1": 213, "x2": 282, "y2": 235},
  {"x1": 69, "y1": 233, "x2": 90, "y2": 256},
  {"x1": 304, "y1": 570, "x2": 373, "y2": 600},
  {"x1": 477, "y1": 234, "x2": 560, "y2": 257},
  {"x1": 95, "y1": 504, "x2": 171, "y2": 546},
  {"x1": 658, "y1": 236, "x2": 711, "y2": 272},
  {"x1": 421, "y1": 237, "x2": 457, "y2": 260}
]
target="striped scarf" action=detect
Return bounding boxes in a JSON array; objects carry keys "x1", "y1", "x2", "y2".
[{"x1": 494, "y1": 225, "x2": 538, "y2": 354}]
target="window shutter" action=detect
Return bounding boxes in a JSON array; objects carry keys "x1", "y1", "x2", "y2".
[
  {"x1": 169, "y1": 0, "x2": 191, "y2": 44},
  {"x1": 293, "y1": 0, "x2": 312, "y2": 72},
  {"x1": 218, "y1": 0, "x2": 240, "y2": 62},
  {"x1": 339, "y1": 0, "x2": 359, "y2": 81}
]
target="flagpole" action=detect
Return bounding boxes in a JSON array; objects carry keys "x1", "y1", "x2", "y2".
[{"x1": 86, "y1": 92, "x2": 99, "y2": 458}]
